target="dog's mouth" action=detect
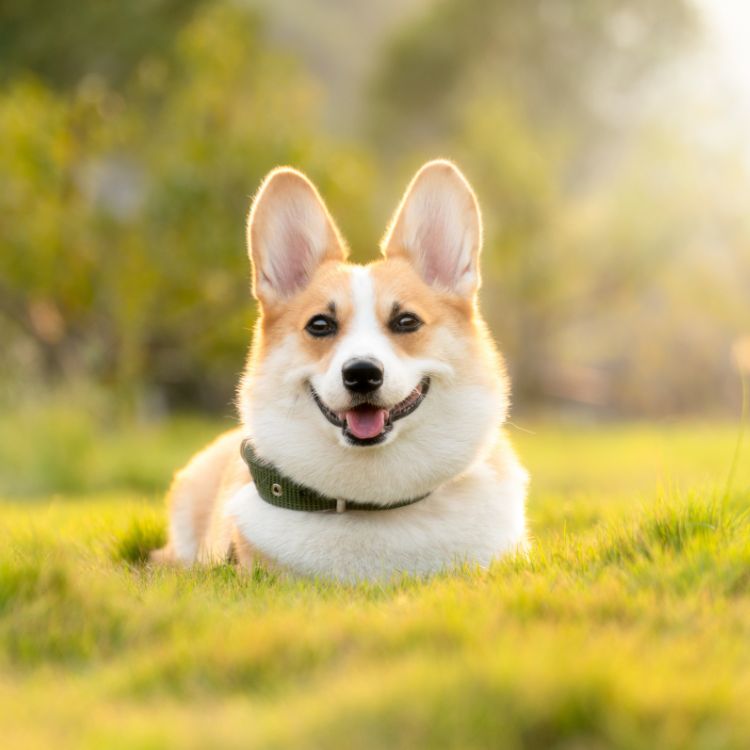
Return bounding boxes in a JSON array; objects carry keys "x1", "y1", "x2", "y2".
[{"x1": 310, "y1": 377, "x2": 431, "y2": 446}]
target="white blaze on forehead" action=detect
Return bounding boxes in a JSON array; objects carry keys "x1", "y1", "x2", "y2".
[
  {"x1": 312, "y1": 264, "x2": 448, "y2": 411},
  {"x1": 321, "y1": 266, "x2": 406, "y2": 403},
  {"x1": 349, "y1": 266, "x2": 380, "y2": 339},
  {"x1": 341, "y1": 265, "x2": 452, "y2": 383},
  {"x1": 342, "y1": 266, "x2": 399, "y2": 370}
]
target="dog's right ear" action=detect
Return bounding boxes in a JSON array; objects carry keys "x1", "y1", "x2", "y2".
[{"x1": 247, "y1": 168, "x2": 347, "y2": 305}]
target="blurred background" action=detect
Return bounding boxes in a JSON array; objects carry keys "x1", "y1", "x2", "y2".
[{"x1": 1, "y1": 0, "x2": 749, "y2": 495}]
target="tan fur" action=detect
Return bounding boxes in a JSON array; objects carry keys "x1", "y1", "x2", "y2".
[
  {"x1": 259, "y1": 256, "x2": 482, "y2": 370},
  {"x1": 154, "y1": 255, "x2": 506, "y2": 569},
  {"x1": 151, "y1": 428, "x2": 258, "y2": 565},
  {"x1": 259, "y1": 261, "x2": 355, "y2": 357},
  {"x1": 154, "y1": 160, "x2": 525, "y2": 576},
  {"x1": 371, "y1": 258, "x2": 507, "y2": 404}
]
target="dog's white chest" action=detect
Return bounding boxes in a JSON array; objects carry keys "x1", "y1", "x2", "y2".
[{"x1": 225, "y1": 461, "x2": 526, "y2": 581}]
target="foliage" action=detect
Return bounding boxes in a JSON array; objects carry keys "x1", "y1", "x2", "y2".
[
  {"x1": 0, "y1": 386, "x2": 226, "y2": 496},
  {"x1": 370, "y1": 0, "x2": 698, "y2": 149},
  {"x1": 0, "y1": 2, "x2": 374, "y2": 409},
  {"x1": 0, "y1": 422, "x2": 749, "y2": 748},
  {"x1": 0, "y1": 0, "x2": 205, "y2": 89},
  {"x1": 0, "y1": 0, "x2": 748, "y2": 416},
  {"x1": 369, "y1": 0, "x2": 750, "y2": 414}
]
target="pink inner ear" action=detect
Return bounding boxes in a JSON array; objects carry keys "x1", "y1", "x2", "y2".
[
  {"x1": 417, "y1": 214, "x2": 462, "y2": 289},
  {"x1": 271, "y1": 221, "x2": 316, "y2": 296}
]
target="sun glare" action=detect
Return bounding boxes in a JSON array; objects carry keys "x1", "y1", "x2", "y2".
[{"x1": 696, "y1": 0, "x2": 750, "y2": 115}]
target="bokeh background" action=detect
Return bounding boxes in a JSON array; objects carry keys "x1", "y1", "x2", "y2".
[
  {"x1": 2, "y1": 7, "x2": 750, "y2": 746},
  {"x1": 1, "y1": 0, "x2": 749, "y2": 495}
]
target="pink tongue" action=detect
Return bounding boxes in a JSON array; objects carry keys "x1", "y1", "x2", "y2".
[{"x1": 345, "y1": 407, "x2": 387, "y2": 440}]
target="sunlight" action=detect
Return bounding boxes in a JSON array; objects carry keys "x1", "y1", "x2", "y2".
[{"x1": 696, "y1": 0, "x2": 750, "y2": 115}]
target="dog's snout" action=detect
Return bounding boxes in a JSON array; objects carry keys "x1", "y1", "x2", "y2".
[{"x1": 342, "y1": 358, "x2": 384, "y2": 394}]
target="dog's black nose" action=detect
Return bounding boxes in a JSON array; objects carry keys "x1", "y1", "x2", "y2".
[{"x1": 342, "y1": 358, "x2": 384, "y2": 394}]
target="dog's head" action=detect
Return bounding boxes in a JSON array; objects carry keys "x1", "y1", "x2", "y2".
[{"x1": 239, "y1": 160, "x2": 509, "y2": 503}]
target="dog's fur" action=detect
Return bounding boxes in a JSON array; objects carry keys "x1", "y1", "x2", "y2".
[{"x1": 153, "y1": 160, "x2": 528, "y2": 581}]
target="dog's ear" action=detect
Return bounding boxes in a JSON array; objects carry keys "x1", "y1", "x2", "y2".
[
  {"x1": 247, "y1": 168, "x2": 347, "y2": 304},
  {"x1": 382, "y1": 160, "x2": 482, "y2": 298}
]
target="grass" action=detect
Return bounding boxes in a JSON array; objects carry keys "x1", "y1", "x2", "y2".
[{"x1": 1, "y1": 415, "x2": 749, "y2": 749}]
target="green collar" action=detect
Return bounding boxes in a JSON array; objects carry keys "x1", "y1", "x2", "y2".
[{"x1": 240, "y1": 439, "x2": 429, "y2": 513}]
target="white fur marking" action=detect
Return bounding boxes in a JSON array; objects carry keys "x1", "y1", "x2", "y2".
[{"x1": 226, "y1": 442, "x2": 528, "y2": 582}]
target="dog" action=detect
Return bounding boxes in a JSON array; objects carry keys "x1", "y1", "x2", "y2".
[{"x1": 152, "y1": 160, "x2": 528, "y2": 581}]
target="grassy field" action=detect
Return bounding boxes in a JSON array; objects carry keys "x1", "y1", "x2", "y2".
[{"x1": 1, "y1": 416, "x2": 749, "y2": 749}]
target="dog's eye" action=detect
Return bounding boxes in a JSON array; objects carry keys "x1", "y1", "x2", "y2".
[
  {"x1": 305, "y1": 314, "x2": 338, "y2": 338},
  {"x1": 389, "y1": 312, "x2": 423, "y2": 334}
]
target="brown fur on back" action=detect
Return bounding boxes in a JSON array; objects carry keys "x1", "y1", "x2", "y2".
[{"x1": 151, "y1": 428, "x2": 252, "y2": 564}]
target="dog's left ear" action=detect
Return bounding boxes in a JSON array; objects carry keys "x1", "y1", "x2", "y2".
[
  {"x1": 247, "y1": 167, "x2": 347, "y2": 305},
  {"x1": 382, "y1": 160, "x2": 482, "y2": 298}
]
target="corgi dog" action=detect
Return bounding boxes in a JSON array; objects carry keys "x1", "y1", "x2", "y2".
[{"x1": 153, "y1": 160, "x2": 528, "y2": 581}]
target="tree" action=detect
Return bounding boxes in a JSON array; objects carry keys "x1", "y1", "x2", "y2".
[{"x1": 0, "y1": 3, "x2": 375, "y2": 410}]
